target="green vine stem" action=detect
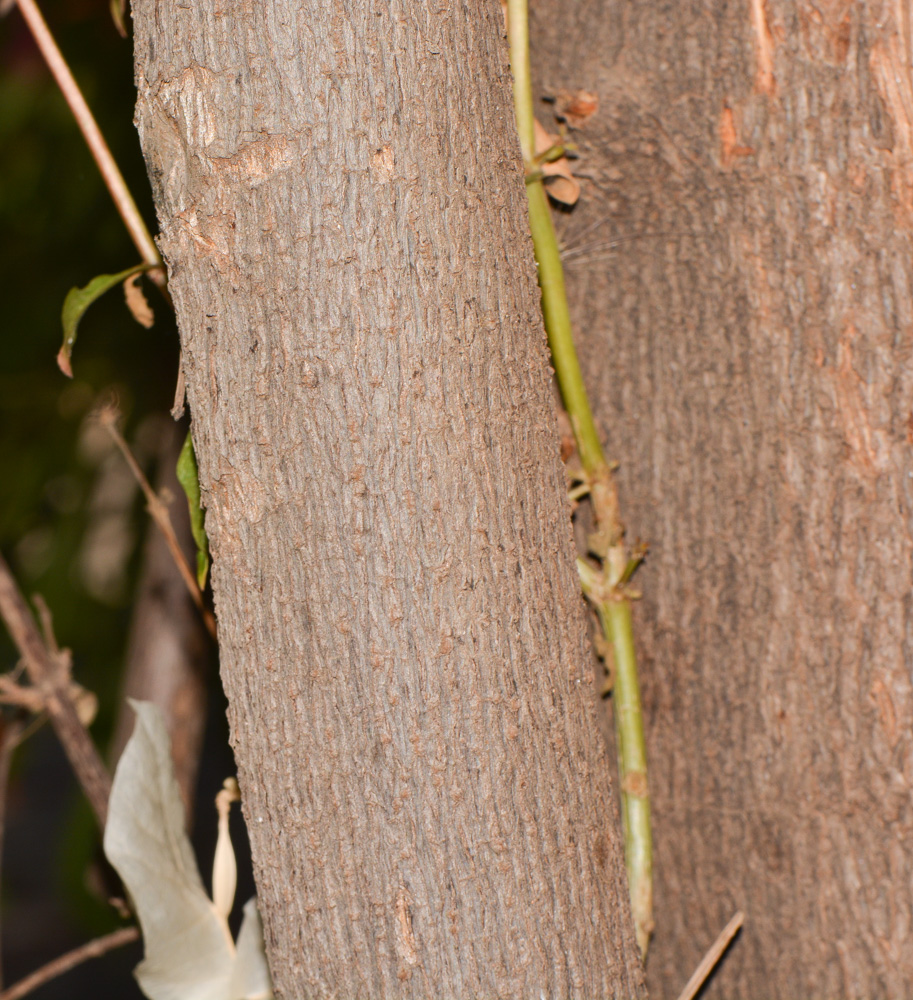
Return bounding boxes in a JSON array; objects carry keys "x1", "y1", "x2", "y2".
[
  {"x1": 579, "y1": 562, "x2": 652, "y2": 956},
  {"x1": 507, "y1": 0, "x2": 653, "y2": 958}
]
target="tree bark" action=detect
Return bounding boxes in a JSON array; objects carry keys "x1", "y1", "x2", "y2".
[
  {"x1": 129, "y1": 1, "x2": 647, "y2": 996},
  {"x1": 532, "y1": 1, "x2": 913, "y2": 996}
]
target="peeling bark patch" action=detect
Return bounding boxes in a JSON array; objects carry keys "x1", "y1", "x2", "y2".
[
  {"x1": 220, "y1": 134, "x2": 299, "y2": 186},
  {"x1": 834, "y1": 323, "x2": 884, "y2": 475},
  {"x1": 750, "y1": 0, "x2": 776, "y2": 94},
  {"x1": 593, "y1": 833, "x2": 608, "y2": 870},
  {"x1": 395, "y1": 888, "x2": 419, "y2": 976},
  {"x1": 870, "y1": 676, "x2": 898, "y2": 747},
  {"x1": 371, "y1": 145, "x2": 395, "y2": 183},
  {"x1": 158, "y1": 66, "x2": 222, "y2": 150},
  {"x1": 871, "y1": 32, "x2": 913, "y2": 220},
  {"x1": 719, "y1": 103, "x2": 755, "y2": 169},
  {"x1": 171, "y1": 205, "x2": 239, "y2": 280},
  {"x1": 797, "y1": 0, "x2": 852, "y2": 64}
]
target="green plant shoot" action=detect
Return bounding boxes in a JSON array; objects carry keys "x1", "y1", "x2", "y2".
[
  {"x1": 506, "y1": 0, "x2": 654, "y2": 959},
  {"x1": 177, "y1": 432, "x2": 209, "y2": 590}
]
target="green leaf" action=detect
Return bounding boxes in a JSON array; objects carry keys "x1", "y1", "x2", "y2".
[
  {"x1": 177, "y1": 431, "x2": 209, "y2": 589},
  {"x1": 58, "y1": 263, "x2": 150, "y2": 377}
]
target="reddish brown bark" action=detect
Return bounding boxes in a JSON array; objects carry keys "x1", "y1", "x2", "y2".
[{"x1": 533, "y1": 1, "x2": 913, "y2": 996}]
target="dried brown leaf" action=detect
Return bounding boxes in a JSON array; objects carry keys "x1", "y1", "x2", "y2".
[
  {"x1": 534, "y1": 119, "x2": 581, "y2": 206},
  {"x1": 555, "y1": 89, "x2": 599, "y2": 128},
  {"x1": 124, "y1": 273, "x2": 155, "y2": 329}
]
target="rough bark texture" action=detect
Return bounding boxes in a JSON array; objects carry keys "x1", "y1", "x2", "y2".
[
  {"x1": 532, "y1": 1, "x2": 913, "y2": 996},
  {"x1": 130, "y1": 1, "x2": 647, "y2": 996}
]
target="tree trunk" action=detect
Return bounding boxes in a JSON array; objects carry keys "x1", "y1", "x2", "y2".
[
  {"x1": 129, "y1": 1, "x2": 647, "y2": 996},
  {"x1": 532, "y1": 1, "x2": 913, "y2": 996}
]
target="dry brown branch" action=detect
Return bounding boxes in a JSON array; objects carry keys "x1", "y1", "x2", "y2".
[
  {"x1": 12, "y1": 0, "x2": 164, "y2": 285},
  {"x1": 110, "y1": 418, "x2": 208, "y2": 822},
  {"x1": 0, "y1": 926, "x2": 139, "y2": 1000},
  {"x1": 98, "y1": 405, "x2": 217, "y2": 640},
  {"x1": 674, "y1": 911, "x2": 745, "y2": 1000},
  {"x1": 0, "y1": 554, "x2": 111, "y2": 828}
]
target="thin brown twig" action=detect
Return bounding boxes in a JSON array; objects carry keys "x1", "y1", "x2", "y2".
[
  {"x1": 0, "y1": 677, "x2": 46, "y2": 715},
  {"x1": 0, "y1": 926, "x2": 139, "y2": 1000},
  {"x1": 674, "y1": 911, "x2": 745, "y2": 1000},
  {"x1": 0, "y1": 555, "x2": 111, "y2": 828},
  {"x1": 99, "y1": 407, "x2": 217, "y2": 640},
  {"x1": 1, "y1": 704, "x2": 46, "y2": 750},
  {"x1": 0, "y1": 600, "x2": 98, "y2": 729},
  {"x1": 12, "y1": 0, "x2": 166, "y2": 291},
  {"x1": 32, "y1": 595, "x2": 59, "y2": 654}
]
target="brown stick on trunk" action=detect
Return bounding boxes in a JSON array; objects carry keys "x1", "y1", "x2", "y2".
[
  {"x1": 110, "y1": 416, "x2": 208, "y2": 823},
  {"x1": 531, "y1": 1, "x2": 913, "y2": 996},
  {"x1": 130, "y1": 2, "x2": 646, "y2": 996}
]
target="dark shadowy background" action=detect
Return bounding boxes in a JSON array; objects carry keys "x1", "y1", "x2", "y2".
[{"x1": 1, "y1": 2, "x2": 245, "y2": 995}]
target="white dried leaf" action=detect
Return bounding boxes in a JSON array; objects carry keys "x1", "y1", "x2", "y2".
[
  {"x1": 104, "y1": 701, "x2": 235, "y2": 1000},
  {"x1": 229, "y1": 899, "x2": 274, "y2": 1000}
]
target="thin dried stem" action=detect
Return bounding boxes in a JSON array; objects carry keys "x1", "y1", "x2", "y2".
[
  {"x1": 0, "y1": 555, "x2": 111, "y2": 828},
  {"x1": 674, "y1": 911, "x2": 745, "y2": 1000},
  {"x1": 0, "y1": 675, "x2": 45, "y2": 714},
  {"x1": 32, "y1": 594, "x2": 60, "y2": 654},
  {"x1": 99, "y1": 407, "x2": 217, "y2": 640},
  {"x1": 0, "y1": 927, "x2": 139, "y2": 1000},
  {"x1": 13, "y1": 0, "x2": 165, "y2": 289}
]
